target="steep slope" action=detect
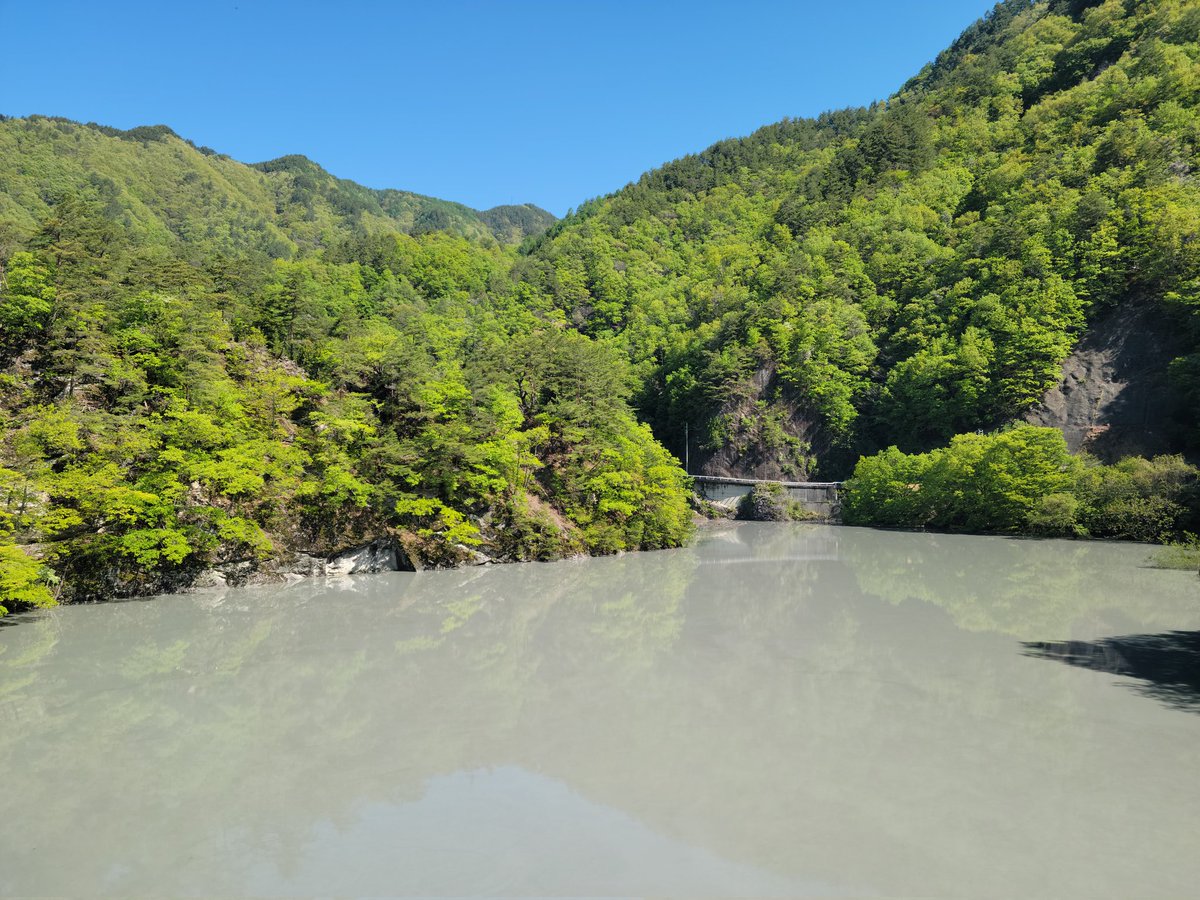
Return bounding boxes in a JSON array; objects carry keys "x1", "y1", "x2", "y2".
[
  {"x1": 518, "y1": 0, "x2": 1200, "y2": 477},
  {"x1": 0, "y1": 116, "x2": 556, "y2": 254},
  {"x1": 1024, "y1": 298, "x2": 1191, "y2": 458},
  {"x1": 0, "y1": 138, "x2": 677, "y2": 615},
  {"x1": 478, "y1": 204, "x2": 559, "y2": 243}
]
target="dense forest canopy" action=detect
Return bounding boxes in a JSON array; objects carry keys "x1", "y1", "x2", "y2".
[
  {"x1": 517, "y1": 0, "x2": 1200, "y2": 476},
  {"x1": 3, "y1": 0, "x2": 1200, "y2": 613},
  {"x1": 0, "y1": 122, "x2": 687, "y2": 613},
  {"x1": 0, "y1": 116, "x2": 556, "y2": 254}
]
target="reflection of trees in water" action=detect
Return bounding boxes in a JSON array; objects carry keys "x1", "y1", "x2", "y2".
[
  {"x1": 3, "y1": 525, "x2": 1199, "y2": 896},
  {"x1": 0, "y1": 610, "x2": 59, "y2": 701},
  {"x1": 0, "y1": 533, "x2": 848, "y2": 891},
  {"x1": 0, "y1": 548, "x2": 704, "y2": 892},
  {"x1": 1024, "y1": 631, "x2": 1200, "y2": 713},
  {"x1": 843, "y1": 528, "x2": 1200, "y2": 637}
]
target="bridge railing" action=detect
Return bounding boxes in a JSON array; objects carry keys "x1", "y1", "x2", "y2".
[{"x1": 689, "y1": 475, "x2": 843, "y2": 489}]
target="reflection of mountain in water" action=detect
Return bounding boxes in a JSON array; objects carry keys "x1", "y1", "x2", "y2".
[
  {"x1": 238, "y1": 765, "x2": 832, "y2": 898},
  {"x1": 841, "y1": 527, "x2": 1200, "y2": 637},
  {"x1": 1024, "y1": 631, "x2": 1200, "y2": 713},
  {"x1": 698, "y1": 523, "x2": 843, "y2": 563},
  {"x1": 3, "y1": 524, "x2": 1200, "y2": 898}
]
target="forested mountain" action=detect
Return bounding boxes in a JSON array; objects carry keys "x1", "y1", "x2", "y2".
[
  {"x1": 3, "y1": 0, "x2": 1200, "y2": 614},
  {"x1": 0, "y1": 125, "x2": 683, "y2": 614},
  {"x1": 0, "y1": 116, "x2": 556, "y2": 254},
  {"x1": 518, "y1": 0, "x2": 1200, "y2": 478}
]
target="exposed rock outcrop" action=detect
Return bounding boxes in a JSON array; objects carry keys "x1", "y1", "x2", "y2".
[
  {"x1": 694, "y1": 365, "x2": 826, "y2": 481},
  {"x1": 1025, "y1": 299, "x2": 1190, "y2": 461},
  {"x1": 192, "y1": 538, "x2": 417, "y2": 591}
]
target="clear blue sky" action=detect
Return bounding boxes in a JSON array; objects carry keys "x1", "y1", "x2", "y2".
[{"x1": 1, "y1": 1, "x2": 994, "y2": 216}]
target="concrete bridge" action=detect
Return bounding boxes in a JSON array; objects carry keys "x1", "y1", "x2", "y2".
[{"x1": 692, "y1": 476, "x2": 842, "y2": 521}]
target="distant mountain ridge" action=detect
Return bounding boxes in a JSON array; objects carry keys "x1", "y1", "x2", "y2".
[{"x1": 0, "y1": 114, "x2": 556, "y2": 254}]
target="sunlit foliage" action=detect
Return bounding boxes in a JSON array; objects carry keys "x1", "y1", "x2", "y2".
[{"x1": 518, "y1": 0, "x2": 1200, "y2": 472}]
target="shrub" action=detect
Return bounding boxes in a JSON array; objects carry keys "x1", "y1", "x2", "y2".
[
  {"x1": 1148, "y1": 534, "x2": 1200, "y2": 571},
  {"x1": 1027, "y1": 492, "x2": 1082, "y2": 536},
  {"x1": 0, "y1": 544, "x2": 57, "y2": 616},
  {"x1": 844, "y1": 427, "x2": 1197, "y2": 542},
  {"x1": 736, "y1": 482, "x2": 814, "y2": 522}
]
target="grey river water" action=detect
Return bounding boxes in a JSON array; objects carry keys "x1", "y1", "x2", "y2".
[{"x1": 2, "y1": 523, "x2": 1200, "y2": 898}]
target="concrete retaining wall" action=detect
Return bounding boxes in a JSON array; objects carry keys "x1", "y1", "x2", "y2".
[{"x1": 693, "y1": 477, "x2": 841, "y2": 521}]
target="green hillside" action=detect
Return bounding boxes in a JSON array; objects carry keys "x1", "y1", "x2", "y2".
[
  {"x1": 0, "y1": 116, "x2": 556, "y2": 254},
  {"x1": 0, "y1": 125, "x2": 681, "y2": 614},
  {"x1": 518, "y1": 0, "x2": 1200, "y2": 477}
]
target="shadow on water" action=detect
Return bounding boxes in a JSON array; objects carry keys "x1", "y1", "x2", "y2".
[{"x1": 1023, "y1": 631, "x2": 1200, "y2": 713}]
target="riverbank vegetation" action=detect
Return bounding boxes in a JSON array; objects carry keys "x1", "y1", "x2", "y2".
[
  {"x1": 843, "y1": 425, "x2": 1199, "y2": 540},
  {"x1": 0, "y1": 194, "x2": 692, "y2": 612},
  {"x1": 1148, "y1": 536, "x2": 1200, "y2": 570}
]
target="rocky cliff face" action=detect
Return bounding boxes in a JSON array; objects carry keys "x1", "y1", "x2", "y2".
[
  {"x1": 189, "y1": 538, "x2": 414, "y2": 591},
  {"x1": 692, "y1": 365, "x2": 827, "y2": 481},
  {"x1": 1025, "y1": 299, "x2": 1190, "y2": 461}
]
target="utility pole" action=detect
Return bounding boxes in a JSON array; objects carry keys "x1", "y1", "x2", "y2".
[{"x1": 684, "y1": 421, "x2": 689, "y2": 474}]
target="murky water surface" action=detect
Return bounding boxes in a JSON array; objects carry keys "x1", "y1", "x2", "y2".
[{"x1": 3, "y1": 524, "x2": 1199, "y2": 898}]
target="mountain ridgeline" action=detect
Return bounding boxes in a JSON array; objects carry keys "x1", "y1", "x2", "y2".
[
  {"x1": 0, "y1": 117, "x2": 556, "y2": 254},
  {"x1": 522, "y1": 0, "x2": 1199, "y2": 478},
  {"x1": 3, "y1": 0, "x2": 1200, "y2": 612},
  {"x1": 0, "y1": 117, "x2": 691, "y2": 612}
]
